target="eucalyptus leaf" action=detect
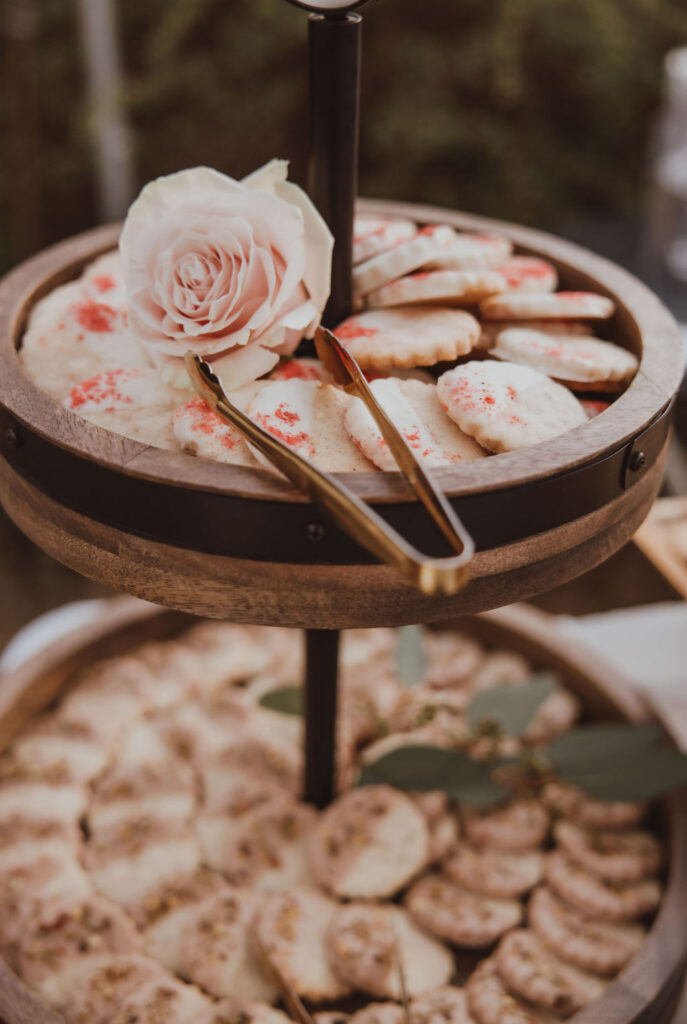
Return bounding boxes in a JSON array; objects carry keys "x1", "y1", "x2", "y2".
[
  {"x1": 467, "y1": 674, "x2": 558, "y2": 736},
  {"x1": 394, "y1": 625, "x2": 428, "y2": 688},
  {"x1": 547, "y1": 723, "x2": 662, "y2": 772},
  {"x1": 559, "y1": 748, "x2": 687, "y2": 802},
  {"x1": 258, "y1": 686, "x2": 303, "y2": 715},
  {"x1": 357, "y1": 744, "x2": 509, "y2": 807}
]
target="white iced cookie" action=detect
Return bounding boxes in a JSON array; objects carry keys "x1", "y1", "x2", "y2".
[
  {"x1": 492, "y1": 257, "x2": 558, "y2": 294},
  {"x1": 495, "y1": 929, "x2": 607, "y2": 1017},
  {"x1": 465, "y1": 958, "x2": 556, "y2": 1024},
  {"x1": 363, "y1": 268, "x2": 507, "y2": 310},
  {"x1": 544, "y1": 850, "x2": 662, "y2": 921},
  {"x1": 462, "y1": 800, "x2": 549, "y2": 852},
  {"x1": 353, "y1": 225, "x2": 457, "y2": 295},
  {"x1": 410, "y1": 986, "x2": 475, "y2": 1024},
  {"x1": 335, "y1": 307, "x2": 480, "y2": 371},
  {"x1": 308, "y1": 784, "x2": 430, "y2": 898},
  {"x1": 256, "y1": 887, "x2": 351, "y2": 1001},
  {"x1": 437, "y1": 361, "x2": 587, "y2": 453},
  {"x1": 541, "y1": 782, "x2": 646, "y2": 830},
  {"x1": 354, "y1": 214, "x2": 417, "y2": 264},
  {"x1": 444, "y1": 843, "x2": 544, "y2": 898},
  {"x1": 424, "y1": 233, "x2": 512, "y2": 271},
  {"x1": 528, "y1": 886, "x2": 645, "y2": 976},
  {"x1": 552, "y1": 820, "x2": 662, "y2": 881},
  {"x1": 480, "y1": 291, "x2": 614, "y2": 322},
  {"x1": 196, "y1": 796, "x2": 316, "y2": 889},
  {"x1": 85, "y1": 818, "x2": 201, "y2": 909},
  {"x1": 177, "y1": 888, "x2": 277, "y2": 1001},
  {"x1": 328, "y1": 901, "x2": 454, "y2": 998},
  {"x1": 64, "y1": 367, "x2": 186, "y2": 449},
  {"x1": 491, "y1": 329, "x2": 638, "y2": 389},
  {"x1": 404, "y1": 875, "x2": 522, "y2": 948},
  {"x1": 344, "y1": 378, "x2": 486, "y2": 471}
]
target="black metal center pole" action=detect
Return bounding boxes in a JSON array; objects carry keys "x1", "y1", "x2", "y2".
[
  {"x1": 303, "y1": 628, "x2": 341, "y2": 807},
  {"x1": 307, "y1": 12, "x2": 362, "y2": 327}
]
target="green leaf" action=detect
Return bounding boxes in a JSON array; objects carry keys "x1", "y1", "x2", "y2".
[
  {"x1": 358, "y1": 744, "x2": 509, "y2": 808},
  {"x1": 467, "y1": 674, "x2": 558, "y2": 735},
  {"x1": 547, "y1": 723, "x2": 662, "y2": 772},
  {"x1": 258, "y1": 686, "x2": 302, "y2": 715},
  {"x1": 559, "y1": 748, "x2": 687, "y2": 802},
  {"x1": 394, "y1": 625, "x2": 427, "y2": 688}
]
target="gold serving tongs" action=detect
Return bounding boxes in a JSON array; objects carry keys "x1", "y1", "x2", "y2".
[{"x1": 185, "y1": 328, "x2": 474, "y2": 596}]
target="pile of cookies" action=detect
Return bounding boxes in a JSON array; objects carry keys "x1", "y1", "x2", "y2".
[
  {"x1": 0, "y1": 622, "x2": 663, "y2": 1024},
  {"x1": 20, "y1": 214, "x2": 638, "y2": 472}
]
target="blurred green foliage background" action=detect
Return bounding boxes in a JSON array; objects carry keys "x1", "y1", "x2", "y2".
[{"x1": 2, "y1": 0, "x2": 687, "y2": 271}]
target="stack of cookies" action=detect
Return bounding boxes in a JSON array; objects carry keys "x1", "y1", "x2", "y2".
[
  {"x1": 20, "y1": 215, "x2": 639, "y2": 474},
  {"x1": 0, "y1": 623, "x2": 663, "y2": 1024}
]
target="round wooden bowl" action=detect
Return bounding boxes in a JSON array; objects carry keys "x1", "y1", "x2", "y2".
[
  {"x1": 0, "y1": 203, "x2": 681, "y2": 628},
  {"x1": 0, "y1": 599, "x2": 684, "y2": 1024}
]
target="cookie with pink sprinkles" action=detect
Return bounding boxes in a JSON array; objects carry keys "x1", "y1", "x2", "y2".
[
  {"x1": 491, "y1": 329, "x2": 638, "y2": 391},
  {"x1": 480, "y1": 291, "x2": 615, "y2": 322},
  {"x1": 334, "y1": 307, "x2": 479, "y2": 370},
  {"x1": 353, "y1": 214, "x2": 417, "y2": 265}
]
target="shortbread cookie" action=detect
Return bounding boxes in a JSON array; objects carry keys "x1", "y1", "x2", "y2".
[
  {"x1": 308, "y1": 784, "x2": 429, "y2": 898},
  {"x1": 348, "y1": 1004, "x2": 404, "y2": 1024},
  {"x1": 58, "y1": 655, "x2": 155, "y2": 744},
  {"x1": 344, "y1": 378, "x2": 486, "y2": 471},
  {"x1": 335, "y1": 307, "x2": 479, "y2": 370},
  {"x1": 10, "y1": 716, "x2": 108, "y2": 784},
  {"x1": 491, "y1": 329, "x2": 638, "y2": 389},
  {"x1": 364, "y1": 269, "x2": 507, "y2": 310},
  {"x1": 110, "y1": 973, "x2": 211, "y2": 1023},
  {"x1": 404, "y1": 875, "x2": 521, "y2": 948},
  {"x1": 269, "y1": 357, "x2": 333, "y2": 382},
  {"x1": 354, "y1": 215, "x2": 417, "y2": 264},
  {"x1": 82, "y1": 250, "x2": 126, "y2": 306},
  {"x1": 544, "y1": 850, "x2": 662, "y2": 921},
  {"x1": 444, "y1": 843, "x2": 544, "y2": 898},
  {"x1": 480, "y1": 291, "x2": 614, "y2": 322},
  {"x1": 465, "y1": 958, "x2": 555, "y2": 1024},
  {"x1": 553, "y1": 820, "x2": 662, "y2": 882},
  {"x1": 198, "y1": 1000, "x2": 295, "y2": 1024},
  {"x1": 493, "y1": 257, "x2": 558, "y2": 294},
  {"x1": 179, "y1": 622, "x2": 277, "y2": 692},
  {"x1": 0, "y1": 775, "x2": 87, "y2": 826},
  {"x1": 328, "y1": 901, "x2": 454, "y2": 998},
  {"x1": 423, "y1": 632, "x2": 485, "y2": 688},
  {"x1": 430, "y1": 812, "x2": 461, "y2": 862},
  {"x1": 131, "y1": 639, "x2": 205, "y2": 707},
  {"x1": 88, "y1": 760, "x2": 196, "y2": 833},
  {"x1": 425, "y1": 233, "x2": 513, "y2": 271},
  {"x1": 197, "y1": 796, "x2": 316, "y2": 889},
  {"x1": 528, "y1": 886, "x2": 645, "y2": 976},
  {"x1": 0, "y1": 817, "x2": 81, "y2": 873},
  {"x1": 462, "y1": 800, "x2": 549, "y2": 852},
  {"x1": 437, "y1": 361, "x2": 587, "y2": 453},
  {"x1": 173, "y1": 396, "x2": 257, "y2": 467},
  {"x1": 495, "y1": 929, "x2": 606, "y2": 1017},
  {"x1": 256, "y1": 887, "x2": 351, "y2": 1001},
  {"x1": 138, "y1": 869, "x2": 227, "y2": 968},
  {"x1": 353, "y1": 225, "x2": 457, "y2": 296},
  {"x1": 178, "y1": 888, "x2": 277, "y2": 1001},
  {"x1": 541, "y1": 782, "x2": 646, "y2": 829},
  {"x1": 410, "y1": 986, "x2": 475, "y2": 1024},
  {"x1": 64, "y1": 367, "x2": 186, "y2": 449},
  {"x1": 0, "y1": 855, "x2": 94, "y2": 953},
  {"x1": 477, "y1": 319, "x2": 591, "y2": 351}
]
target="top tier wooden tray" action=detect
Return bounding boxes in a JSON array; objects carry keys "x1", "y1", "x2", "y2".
[{"x1": 0, "y1": 201, "x2": 681, "y2": 628}]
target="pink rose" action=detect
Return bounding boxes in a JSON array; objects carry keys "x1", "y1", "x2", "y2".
[{"x1": 119, "y1": 161, "x2": 333, "y2": 389}]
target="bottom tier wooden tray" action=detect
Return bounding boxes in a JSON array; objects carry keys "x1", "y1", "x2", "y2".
[{"x1": 0, "y1": 598, "x2": 684, "y2": 1024}]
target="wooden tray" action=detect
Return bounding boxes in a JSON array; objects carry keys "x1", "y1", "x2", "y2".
[
  {"x1": 0, "y1": 203, "x2": 681, "y2": 628},
  {"x1": 0, "y1": 599, "x2": 684, "y2": 1024}
]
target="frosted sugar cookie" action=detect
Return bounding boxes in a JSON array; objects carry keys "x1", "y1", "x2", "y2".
[
  {"x1": 404, "y1": 875, "x2": 521, "y2": 948},
  {"x1": 466, "y1": 958, "x2": 557, "y2": 1024},
  {"x1": 462, "y1": 800, "x2": 549, "y2": 852},
  {"x1": 410, "y1": 986, "x2": 475, "y2": 1024},
  {"x1": 425, "y1": 233, "x2": 512, "y2": 271},
  {"x1": 492, "y1": 257, "x2": 558, "y2": 294},
  {"x1": 363, "y1": 269, "x2": 507, "y2": 310},
  {"x1": 544, "y1": 850, "x2": 662, "y2": 921},
  {"x1": 491, "y1": 329, "x2": 638, "y2": 389},
  {"x1": 437, "y1": 361, "x2": 587, "y2": 454},
  {"x1": 335, "y1": 307, "x2": 479, "y2": 370},
  {"x1": 480, "y1": 291, "x2": 614, "y2": 322},
  {"x1": 528, "y1": 886, "x2": 645, "y2": 976},
  {"x1": 344, "y1": 378, "x2": 486, "y2": 471},
  {"x1": 64, "y1": 367, "x2": 186, "y2": 449},
  {"x1": 354, "y1": 214, "x2": 417, "y2": 264},
  {"x1": 495, "y1": 929, "x2": 606, "y2": 1017},
  {"x1": 553, "y1": 820, "x2": 662, "y2": 882},
  {"x1": 328, "y1": 901, "x2": 454, "y2": 998},
  {"x1": 353, "y1": 225, "x2": 457, "y2": 296},
  {"x1": 541, "y1": 782, "x2": 646, "y2": 829},
  {"x1": 308, "y1": 784, "x2": 430, "y2": 898},
  {"x1": 256, "y1": 887, "x2": 351, "y2": 1001},
  {"x1": 444, "y1": 843, "x2": 544, "y2": 899}
]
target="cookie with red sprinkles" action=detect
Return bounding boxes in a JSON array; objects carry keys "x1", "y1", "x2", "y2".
[
  {"x1": 353, "y1": 214, "x2": 417, "y2": 265},
  {"x1": 363, "y1": 269, "x2": 507, "y2": 310},
  {"x1": 480, "y1": 291, "x2": 614, "y2": 322},
  {"x1": 437, "y1": 361, "x2": 587, "y2": 453},
  {"x1": 334, "y1": 307, "x2": 479, "y2": 370},
  {"x1": 491, "y1": 329, "x2": 638, "y2": 391},
  {"x1": 353, "y1": 225, "x2": 457, "y2": 297}
]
